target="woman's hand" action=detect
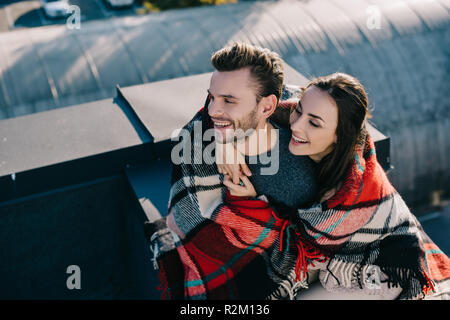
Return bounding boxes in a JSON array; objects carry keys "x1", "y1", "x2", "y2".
[
  {"x1": 223, "y1": 175, "x2": 257, "y2": 198},
  {"x1": 320, "y1": 189, "x2": 336, "y2": 203},
  {"x1": 216, "y1": 141, "x2": 252, "y2": 185},
  {"x1": 217, "y1": 162, "x2": 252, "y2": 185},
  {"x1": 320, "y1": 183, "x2": 342, "y2": 203}
]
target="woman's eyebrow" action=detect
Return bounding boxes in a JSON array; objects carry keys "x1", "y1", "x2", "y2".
[
  {"x1": 309, "y1": 113, "x2": 324, "y2": 121},
  {"x1": 298, "y1": 100, "x2": 325, "y2": 121}
]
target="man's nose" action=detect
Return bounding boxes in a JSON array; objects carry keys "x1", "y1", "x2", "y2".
[{"x1": 208, "y1": 99, "x2": 224, "y2": 117}]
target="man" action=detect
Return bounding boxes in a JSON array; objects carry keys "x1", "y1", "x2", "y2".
[{"x1": 148, "y1": 42, "x2": 318, "y2": 299}]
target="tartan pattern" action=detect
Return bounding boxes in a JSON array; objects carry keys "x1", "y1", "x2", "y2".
[
  {"x1": 156, "y1": 103, "x2": 305, "y2": 300},
  {"x1": 295, "y1": 136, "x2": 450, "y2": 300},
  {"x1": 150, "y1": 88, "x2": 450, "y2": 300}
]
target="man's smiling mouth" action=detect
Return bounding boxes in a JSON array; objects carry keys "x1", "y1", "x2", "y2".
[{"x1": 213, "y1": 120, "x2": 233, "y2": 128}]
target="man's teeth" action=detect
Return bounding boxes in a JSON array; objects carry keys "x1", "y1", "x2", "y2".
[
  {"x1": 214, "y1": 121, "x2": 232, "y2": 128},
  {"x1": 292, "y1": 135, "x2": 308, "y2": 143}
]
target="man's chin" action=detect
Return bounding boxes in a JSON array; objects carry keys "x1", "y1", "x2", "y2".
[
  {"x1": 215, "y1": 137, "x2": 235, "y2": 145},
  {"x1": 214, "y1": 129, "x2": 235, "y2": 144}
]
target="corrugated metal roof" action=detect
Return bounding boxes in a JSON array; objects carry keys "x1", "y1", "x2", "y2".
[{"x1": 0, "y1": 0, "x2": 448, "y2": 121}]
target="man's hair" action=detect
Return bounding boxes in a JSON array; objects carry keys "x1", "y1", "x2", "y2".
[{"x1": 211, "y1": 42, "x2": 284, "y2": 103}]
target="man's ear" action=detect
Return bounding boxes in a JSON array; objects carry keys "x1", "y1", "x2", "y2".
[{"x1": 259, "y1": 94, "x2": 278, "y2": 119}]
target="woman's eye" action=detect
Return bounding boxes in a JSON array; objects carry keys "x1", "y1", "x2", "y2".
[
  {"x1": 225, "y1": 99, "x2": 234, "y2": 104},
  {"x1": 310, "y1": 121, "x2": 319, "y2": 128}
]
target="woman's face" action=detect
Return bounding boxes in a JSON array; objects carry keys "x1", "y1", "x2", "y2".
[{"x1": 289, "y1": 85, "x2": 338, "y2": 162}]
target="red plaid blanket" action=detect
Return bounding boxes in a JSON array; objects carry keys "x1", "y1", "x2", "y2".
[
  {"x1": 291, "y1": 134, "x2": 450, "y2": 299},
  {"x1": 149, "y1": 95, "x2": 450, "y2": 300},
  {"x1": 151, "y1": 101, "x2": 314, "y2": 299}
]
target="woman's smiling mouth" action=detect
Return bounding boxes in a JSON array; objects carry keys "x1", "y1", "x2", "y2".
[{"x1": 291, "y1": 134, "x2": 309, "y2": 145}]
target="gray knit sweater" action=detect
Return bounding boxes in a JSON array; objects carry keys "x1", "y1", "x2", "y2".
[{"x1": 244, "y1": 123, "x2": 318, "y2": 213}]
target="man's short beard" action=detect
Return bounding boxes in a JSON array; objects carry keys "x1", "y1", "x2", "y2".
[
  {"x1": 237, "y1": 106, "x2": 260, "y2": 133},
  {"x1": 223, "y1": 106, "x2": 260, "y2": 144}
]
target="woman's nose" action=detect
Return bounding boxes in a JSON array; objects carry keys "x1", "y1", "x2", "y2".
[{"x1": 290, "y1": 113, "x2": 304, "y2": 131}]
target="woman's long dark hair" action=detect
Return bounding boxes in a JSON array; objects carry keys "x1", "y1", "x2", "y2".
[{"x1": 301, "y1": 73, "x2": 372, "y2": 203}]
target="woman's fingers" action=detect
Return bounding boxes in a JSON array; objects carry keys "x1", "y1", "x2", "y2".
[
  {"x1": 239, "y1": 175, "x2": 252, "y2": 187},
  {"x1": 226, "y1": 165, "x2": 234, "y2": 178},
  {"x1": 240, "y1": 162, "x2": 252, "y2": 177},
  {"x1": 239, "y1": 175, "x2": 256, "y2": 197},
  {"x1": 217, "y1": 164, "x2": 231, "y2": 177},
  {"x1": 217, "y1": 163, "x2": 244, "y2": 180},
  {"x1": 219, "y1": 163, "x2": 242, "y2": 185},
  {"x1": 223, "y1": 175, "x2": 247, "y2": 195},
  {"x1": 231, "y1": 164, "x2": 242, "y2": 185}
]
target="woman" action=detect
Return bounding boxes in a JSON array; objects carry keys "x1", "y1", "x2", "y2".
[{"x1": 222, "y1": 72, "x2": 450, "y2": 300}]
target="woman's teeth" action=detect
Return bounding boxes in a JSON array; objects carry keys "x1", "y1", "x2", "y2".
[{"x1": 292, "y1": 135, "x2": 308, "y2": 143}]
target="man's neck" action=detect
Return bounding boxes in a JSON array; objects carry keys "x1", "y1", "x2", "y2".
[{"x1": 239, "y1": 121, "x2": 278, "y2": 157}]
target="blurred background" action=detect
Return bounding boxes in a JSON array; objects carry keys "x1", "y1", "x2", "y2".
[{"x1": 0, "y1": 0, "x2": 449, "y2": 299}]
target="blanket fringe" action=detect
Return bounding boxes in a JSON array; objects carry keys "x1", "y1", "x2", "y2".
[
  {"x1": 380, "y1": 266, "x2": 435, "y2": 299},
  {"x1": 157, "y1": 264, "x2": 169, "y2": 300},
  {"x1": 422, "y1": 268, "x2": 436, "y2": 297},
  {"x1": 279, "y1": 220, "x2": 327, "y2": 282}
]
